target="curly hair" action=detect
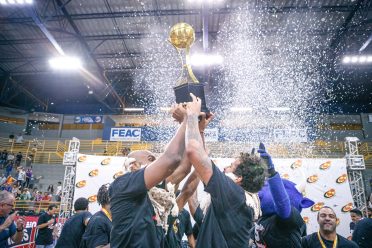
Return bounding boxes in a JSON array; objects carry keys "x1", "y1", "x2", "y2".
[
  {"x1": 97, "y1": 184, "x2": 110, "y2": 206},
  {"x1": 234, "y1": 152, "x2": 265, "y2": 193}
]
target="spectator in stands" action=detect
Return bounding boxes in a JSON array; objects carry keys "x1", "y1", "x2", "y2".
[
  {"x1": 25, "y1": 154, "x2": 33, "y2": 168},
  {"x1": 8, "y1": 133, "x2": 14, "y2": 143},
  {"x1": 367, "y1": 207, "x2": 372, "y2": 218},
  {"x1": 15, "y1": 152, "x2": 22, "y2": 167},
  {"x1": 0, "y1": 174, "x2": 6, "y2": 186},
  {"x1": 122, "y1": 147, "x2": 130, "y2": 156},
  {"x1": 81, "y1": 185, "x2": 111, "y2": 248},
  {"x1": 35, "y1": 204, "x2": 58, "y2": 248},
  {"x1": 47, "y1": 185, "x2": 54, "y2": 195},
  {"x1": 349, "y1": 208, "x2": 363, "y2": 237},
  {"x1": 42, "y1": 192, "x2": 51, "y2": 201},
  {"x1": 6, "y1": 153, "x2": 14, "y2": 164},
  {"x1": 0, "y1": 150, "x2": 8, "y2": 168},
  {"x1": 5, "y1": 162, "x2": 12, "y2": 177},
  {"x1": 25, "y1": 168, "x2": 32, "y2": 188},
  {"x1": 55, "y1": 182, "x2": 62, "y2": 202},
  {"x1": 16, "y1": 167, "x2": 25, "y2": 187},
  {"x1": 34, "y1": 191, "x2": 43, "y2": 202},
  {"x1": 56, "y1": 197, "x2": 92, "y2": 248},
  {"x1": 302, "y1": 206, "x2": 358, "y2": 248},
  {"x1": 0, "y1": 191, "x2": 25, "y2": 247},
  {"x1": 352, "y1": 215, "x2": 372, "y2": 248}
]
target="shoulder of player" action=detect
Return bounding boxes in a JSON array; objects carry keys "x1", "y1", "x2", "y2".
[{"x1": 337, "y1": 234, "x2": 358, "y2": 247}]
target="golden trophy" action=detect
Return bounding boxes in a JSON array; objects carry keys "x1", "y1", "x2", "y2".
[{"x1": 169, "y1": 22, "x2": 208, "y2": 112}]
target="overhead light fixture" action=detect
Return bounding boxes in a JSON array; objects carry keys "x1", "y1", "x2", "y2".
[
  {"x1": 49, "y1": 56, "x2": 82, "y2": 70},
  {"x1": 230, "y1": 107, "x2": 253, "y2": 112},
  {"x1": 88, "y1": 90, "x2": 93, "y2": 95},
  {"x1": 124, "y1": 108, "x2": 144, "y2": 112},
  {"x1": 0, "y1": 0, "x2": 33, "y2": 4},
  {"x1": 342, "y1": 55, "x2": 372, "y2": 64},
  {"x1": 268, "y1": 107, "x2": 290, "y2": 112},
  {"x1": 190, "y1": 53, "x2": 223, "y2": 67}
]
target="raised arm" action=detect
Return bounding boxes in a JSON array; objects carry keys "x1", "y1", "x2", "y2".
[
  {"x1": 258, "y1": 143, "x2": 291, "y2": 219},
  {"x1": 185, "y1": 94, "x2": 213, "y2": 185},
  {"x1": 144, "y1": 104, "x2": 186, "y2": 189},
  {"x1": 176, "y1": 170, "x2": 200, "y2": 210}
]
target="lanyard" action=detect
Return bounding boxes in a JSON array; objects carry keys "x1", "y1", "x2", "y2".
[
  {"x1": 317, "y1": 231, "x2": 338, "y2": 248},
  {"x1": 101, "y1": 208, "x2": 112, "y2": 222}
]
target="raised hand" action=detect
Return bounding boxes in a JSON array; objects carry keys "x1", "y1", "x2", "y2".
[
  {"x1": 171, "y1": 103, "x2": 187, "y2": 123},
  {"x1": 16, "y1": 216, "x2": 25, "y2": 230},
  {"x1": 186, "y1": 93, "x2": 201, "y2": 116},
  {"x1": 257, "y1": 143, "x2": 275, "y2": 175},
  {"x1": 1, "y1": 212, "x2": 17, "y2": 230}
]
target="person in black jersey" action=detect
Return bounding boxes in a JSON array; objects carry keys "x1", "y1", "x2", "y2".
[
  {"x1": 109, "y1": 104, "x2": 189, "y2": 248},
  {"x1": 81, "y1": 185, "x2": 111, "y2": 248},
  {"x1": 352, "y1": 216, "x2": 372, "y2": 248},
  {"x1": 185, "y1": 94, "x2": 265, "y2": 248},
  {"x1": 35, "y1": 204, "x2": 58, "y2": 248},
  {"x1": 55, "y1": 197, "x2": 91, "y2": 248},
  {"x1": 250, "y1": 143, "x2": 314, "y2": 248},
  {"x1": 302, "y1": 206, "x2": 358, "y2": 248}
]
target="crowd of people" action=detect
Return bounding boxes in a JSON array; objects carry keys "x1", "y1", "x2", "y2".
[{"x1": 0, "y1": 95, "x2": 371, "y2": 247}]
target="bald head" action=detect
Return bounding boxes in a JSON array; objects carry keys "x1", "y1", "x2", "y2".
[
  {"x1": 128, "y1": 150, "x2": 156, "y2": 165},
  {"x1": 0, "y1": 190, "x2": 14, "y2": 203}
]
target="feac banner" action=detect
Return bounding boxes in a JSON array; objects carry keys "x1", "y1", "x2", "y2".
[
  {"x1": 74, "y1": 155, "x2": 354, "y2": 238},
  {"x1": 74, "y1": 116, "x2": 103, "y2": 124},
  {"x1": 110, "y1": 127, "x2": 141, "y2": 141},
  {"x1": 204, "y1": 128, "x2": 219, "y2": 142}
]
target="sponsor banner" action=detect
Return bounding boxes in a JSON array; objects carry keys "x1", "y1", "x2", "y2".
[
  {"x1": 211, "y1": 158, "x2": 353, "y2": 238},
  {"x1": 204, "y1": 128, "x2": 219, "y2": 142},
  {"x1": 110, "y1": 127, "x2": 141, "y2": 141},
  {"x1": 74, "y1": 155, "x2": 353, "y2": 237},
  {"x1": 219, "y1": 128, "x2": 307, "y2": 142},
  {"x1": 74, "y1": 116, "x2": 103, "y2": 124}
]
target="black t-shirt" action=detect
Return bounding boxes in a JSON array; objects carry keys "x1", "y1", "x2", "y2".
[
  {"x1": 0, "y1": 216, "x2": 16, "y2": 248},
  {"x1": 109, "y1": 168, "x2": 162, "y2": 248},
  {"x1": 196, "y1": 162, "x2": 253, "y2": 248},
  {"x1": 352, "y1": 218, "x2": 372, "y2": 248},
  {"x1": 36, "y1": 213, "x2": 55, "y2": 245},
  {"x1": 193, "y1": 205, "x2": 204, "y2": 227},
  {"x1": 55, "y1": 211, "x2": 92, "y2": 248},
  {"x1": 165, "y1": 209, "x2": 193, "y2": 248},
  {"x1": 302, "y1": 232, "x2": 359, "y2": 248},
  {"x1": 252, "y1": 207, "x2": 305, "y2": 248},
  {"x1": 80, "y1": 210, "x2": 111, "y2": 248}
]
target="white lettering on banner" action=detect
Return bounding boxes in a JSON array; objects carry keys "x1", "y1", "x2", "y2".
[
  {"x1": 204, "y1": 128, "x2": 219, "y2": 142},
  {"x1": 273, "y1": 129, "x2": 307, "y2": 142},
  {"x1": 110, "y1": 128, "x2": 141, "y2": 141}
]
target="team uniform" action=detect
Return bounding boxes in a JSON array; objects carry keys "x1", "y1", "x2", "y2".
[
  {"x1": 165, "y1": 209, "x2": 193, "y2": 248},
  {"x1": 55, "y1": 211, "x2": 92, "y2": 248},
  {"x1": 109, "y1": 168, "x2": 164, "y2": 248},
  {"x1": 80, "y1": 210, "x2": 111, "y2": 248},
  {"x1": 195, "y1": 162, "x2": 253, "y2": 248},
  {"x1": 251, "y1": 207, "x2": 305, "y2": 247},
  {"x1": 352, "y1": 217, "x2": 372, "y2": 248}
]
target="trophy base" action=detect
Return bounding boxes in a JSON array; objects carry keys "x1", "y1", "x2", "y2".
[{"x1": 174, "y1": 83, "x2": 209, "y2": 113}]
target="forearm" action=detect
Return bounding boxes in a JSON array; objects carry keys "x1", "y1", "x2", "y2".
[
  {"x1": 12, "y1": 230, "x2": 23, "y2": 244},
  {"x1": 166, "y1": 151, "x2": 192, "y2": 185},
  {"x1": 162, "y1": 121, "x2": 186, "y2": 166},
  {"x1": 187, "y1": 234, "x2": 196, "y2": 248},
  {"x1": 268, "y1": 173, "x2": 291, "y2": 219},
  {"x1": 177, "y1": 171, "x2": 200, "y2": 210}
]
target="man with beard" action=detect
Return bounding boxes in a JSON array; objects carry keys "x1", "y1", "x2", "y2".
[
  {"x1": 302, "y1": 207, "x2": 358, "y2": 248},
  {"x1": 185, "y1": 94, "x2": 265, "y2": 248}
]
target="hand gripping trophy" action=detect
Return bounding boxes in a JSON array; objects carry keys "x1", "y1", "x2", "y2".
[{"x1": 169, "y1": 22, "x2": 209, "y2": 112}]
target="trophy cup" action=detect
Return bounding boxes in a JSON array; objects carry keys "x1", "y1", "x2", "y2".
[{"x1": 169, "y1": 22, "x2": 209, "y2": 113}]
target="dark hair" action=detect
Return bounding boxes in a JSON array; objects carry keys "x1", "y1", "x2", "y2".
[
  {"x1": 350, "y1": 208, "x2": 363, "y2": 217},
  {"x1": 74, "y1": 197, "x2": 89, "y2": 211},
  {"x1": 234, "y1": 153, "x2": 265, "y2": 193},
  {"x1": 97, "y1": 184, "x2": 110, "y2": 206},
  {"x1": 48, "y1": 204, "x2": 58, "y2": 211},
  {"x1": 317, "y1": 206, "x2": 336, "y2": 219}
]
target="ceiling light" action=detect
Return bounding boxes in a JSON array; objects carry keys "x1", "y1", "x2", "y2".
[
  {"x1": 7, "y1": 0, "x2": 15, "y2": 3},
  {"x1": 88, "y1": 90, "x2": 93, "y2": 95},
  {"x1": 16, "y1": 0, "x2": 24, "y2": 3},
  {"x1": 49, "y1": 56, "x2": 82, "y2": 70},
  {"x1": 230, "y1": 107, "x2": 253, "y2": 112},
  {"x1": 0, "y1": 0, "x2": 6, "y2": 4},
  {"x1": 124, "y1": 108, "x2": 144, "y2": 112},
  {"x1": 268, "y1": 107, "x2": 290, "y2": 112},
  {"x1": 359, "y1": 56, "x2": 367, "y2": 63},
  {"x1": 350, "y1": 56, "x2": 359, "y2": 63},
  {"x1": 342, "y1": 56, "x2": 351, "y2": 64}
]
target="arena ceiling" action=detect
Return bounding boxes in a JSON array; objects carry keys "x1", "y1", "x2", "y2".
[{"x1": 0, "y1": 0, "x2": 371, "y2": 115}]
